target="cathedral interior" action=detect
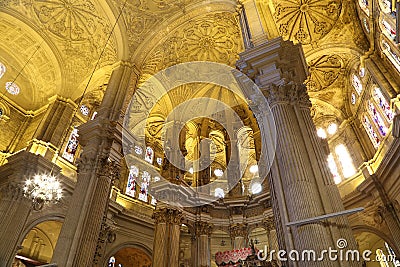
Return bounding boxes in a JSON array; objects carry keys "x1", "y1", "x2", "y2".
[{"x1": 0, "y1": 0, "x2": 400, "y2": 266}]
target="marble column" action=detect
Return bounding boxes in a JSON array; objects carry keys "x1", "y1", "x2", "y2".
[
  {"x1": 238, "y1": 39, "x2": 361, "y2": 267},
  {"x1": 52, "y1": 62, "x2": 137, "y2": 266},
  {"x1": 152, "y1": 208, "x2": 183, "y2": 267},
  {"x1": 194, "y1": 222, "x2": 212, "y2": 267},
  {"x1": 229, "y1": 223, "x2": 248, "y2": 249}
]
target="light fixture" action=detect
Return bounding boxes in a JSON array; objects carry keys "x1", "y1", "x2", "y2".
[
  {"x1": 249, "y1": 165, "x2": 259, "y2": 174},
  {"x1": 23, "y1": 174, "x2": 63, "y2": 210},
  {"x1": 214, "y1": 169, "x2": 223, "y2": 177},
  {"x1": 317, "y1": 128, "x2": 327, "y2": 139},
  {"x1": 327, "y1": 123, "x2": 338, "y2": 135},
  {"x1": 189, "y1": 167, "x2": 194, "y2": 174}
]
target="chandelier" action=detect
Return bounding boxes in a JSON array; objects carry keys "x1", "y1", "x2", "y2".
[{"x1": 23, "y1": 174, "x2": 62, "y2": 210}]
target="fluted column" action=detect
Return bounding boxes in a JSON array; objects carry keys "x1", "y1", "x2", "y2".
[
  {"x1": 229, "y1": 223, "x2": 248, "y2": 249},
  {"x1": 152, "y1": 208, "x2": 183, "y2": 267},
  {"x1": 52, "y1": 62, "x2": 137, "y2": 266},
  {"x1": 194, "y1": 222, "x2": 212, "y2": 267},
  {"x1": 238, "y1": 38, "x2": 361, "y2": 267}
]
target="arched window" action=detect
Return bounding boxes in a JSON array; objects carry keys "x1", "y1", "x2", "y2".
[
  {"x1": 335, "y1": 145, "x2": 357, "y2": 178},
  {"x1": 0, "y1": 62, "x2": 6, "y2": 79},
  {"x1": 145, "y1": 146, "x2": 154, "y2": 164},
  {"x1": 351, "y1": 93, "x2": 357, "y2": 105},
  {"x1": 381, "y1": 18, "x2": 396, "y2": 41},
  {"x1": 381, "y1": 39, "x2": 400, "y2": 72},
  {"x1": 138, "y1": 171, "x2": 150, "y2": 202},
  {"x1": 372, "y1": 87, "x2": 394, "y2": 122},
  {"x1": 362, "y1": 17, "x2": 370, "y2": 33},
  {"x1": 125, "y1": 165, "x2": 139, "y2": 197},
  {"x1": 378, "y1": 0, "x2": 393, "y2": 14},
  {"x1": 359, "y1": 0, "x2": 369, "y2": 16},
  {"x1": 352, "y1": 74, "x2": 363, "y2": 95},
  {"x1": 368, "y1": 100, "x2": 389, "y2": 137},
  {"x1": 327, "y1": 154, "x2": 342, "y2": 184},
  {"x1": 363, "y1": 115, "x2": 381, "y2": 148},
  {"x1": 62, "y1": 128, "x2": 79, "y2": 162}
]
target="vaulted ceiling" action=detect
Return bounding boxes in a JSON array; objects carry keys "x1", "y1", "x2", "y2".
[{"x1": 0, "y1": 0, "x2": 369, "y2": 129}]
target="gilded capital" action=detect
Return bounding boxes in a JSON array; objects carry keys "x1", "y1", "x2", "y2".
[
  {"x1": 194, "y1": 222, "x2": 213, "y2": 236},
  {"x1": 229, "y1": 223, "x2": 248, "y2": 238},
  {"x1": 153, "y1": 208, "x2": 184, "y2": 225}
]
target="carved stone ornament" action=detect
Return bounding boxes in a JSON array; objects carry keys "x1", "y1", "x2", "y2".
[
  {"x1": 194, "y1": 222, "x2": 213, "y2": 236},
  {"x1": 229, "y1": 223, "x2": 248, "y2": 238},
  {"x1": 152, "y1": 208, "x2": 184, "y2": 224},
  {"x1": 263, "y1": 79, "x2": 311, "y2": 107},
  {"x1": 273, "y1": 0, "x2": 342, "y2": 44}
]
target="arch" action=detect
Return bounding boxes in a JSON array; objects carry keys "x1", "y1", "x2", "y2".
[
  {"x1": 352, "y1": 225, "x2": 399, "y2": 256},
  {"x1": 17, "y1": 218, "x2": 64, "y2": 264},
  {"x1": 103, "y1": 242, "x2": 153, "y2": 266}
]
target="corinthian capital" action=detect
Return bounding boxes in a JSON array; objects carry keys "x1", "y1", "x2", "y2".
[
  {"x1": 194, "y1": 222, "x2": 213, "y2": 236},
  {"x1": 263, "y1": 79, "x2": 311, "y2": 108},
  {"x1": 152, "y1": 208, "x2": 184, "y2": 225},
  {"x1": 229, "y1": 223, "x2": 248, "y2": 238}
]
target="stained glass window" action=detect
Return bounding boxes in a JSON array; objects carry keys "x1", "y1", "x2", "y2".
[
  {"x1": 80, "y1": 105, "x2": 90, "y2": 116},
  {"x1": 373, "y1": 87, "x2": 394, "y2": 122},
  {"x1": 368, "y1": 101, "x2": 388, "y2": 136},
  {"x1": 327, "y1": 154, "x2": 342, "y2": 184},
  {"x1": 0, "y1": 62, "x2": 6, "y2": 79},
  {"x1": 352, "y1": 74, "x2": 363, "y2": 95},
  {"x1": 362, "y1": 18, "x2": 370, "y2": 33},
  {"x1": 134, "y1": 145, "x2": 143, "y2": 155},
  {"x1": 351, "y1": 93, "x2": 357, "y2": 105},
  {"x1": 335, "y1": 145, "x2": 357, "y2": 178},
  {"x1": 145, "y1": 147, "x2": 154, "y2": 164},
  {"x1": 379, "y1": 0, "x2": 392, "y2": 13},
  {"x1": 151, "y1": 196, "x2": 157, "y2": 206},
  {"x1": 138, "y1": 171, "x2": 150, "y2": 202},
  {"x1": 381, "y1": 40, "x2": 400, "y2": 72},
  {"x1": 125, "y1": 166, "x2": 139, "y2": 197},
  {"x1": 156, "y1": 157, "x2": 163, "y2": 165},
  {"x1": 363, "y1": 115, "x2": 381, "y2": 148},
  {"x1": 62, "y1": 128, "x2": 79, "y2": 162},
  {"x1": 381, "y1": 19, "x2": 396, "y2": 40},
  {"x1": 359, "y1": 0, "x2": 369, "y2": 15},
  {"x1": 5, "y1": 82, "x2": 20, "y2": 95}
]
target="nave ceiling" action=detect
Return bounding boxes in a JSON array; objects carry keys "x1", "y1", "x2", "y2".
[{"x1": 0, "y1": 0, "x2": 370, "y2": 138}]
